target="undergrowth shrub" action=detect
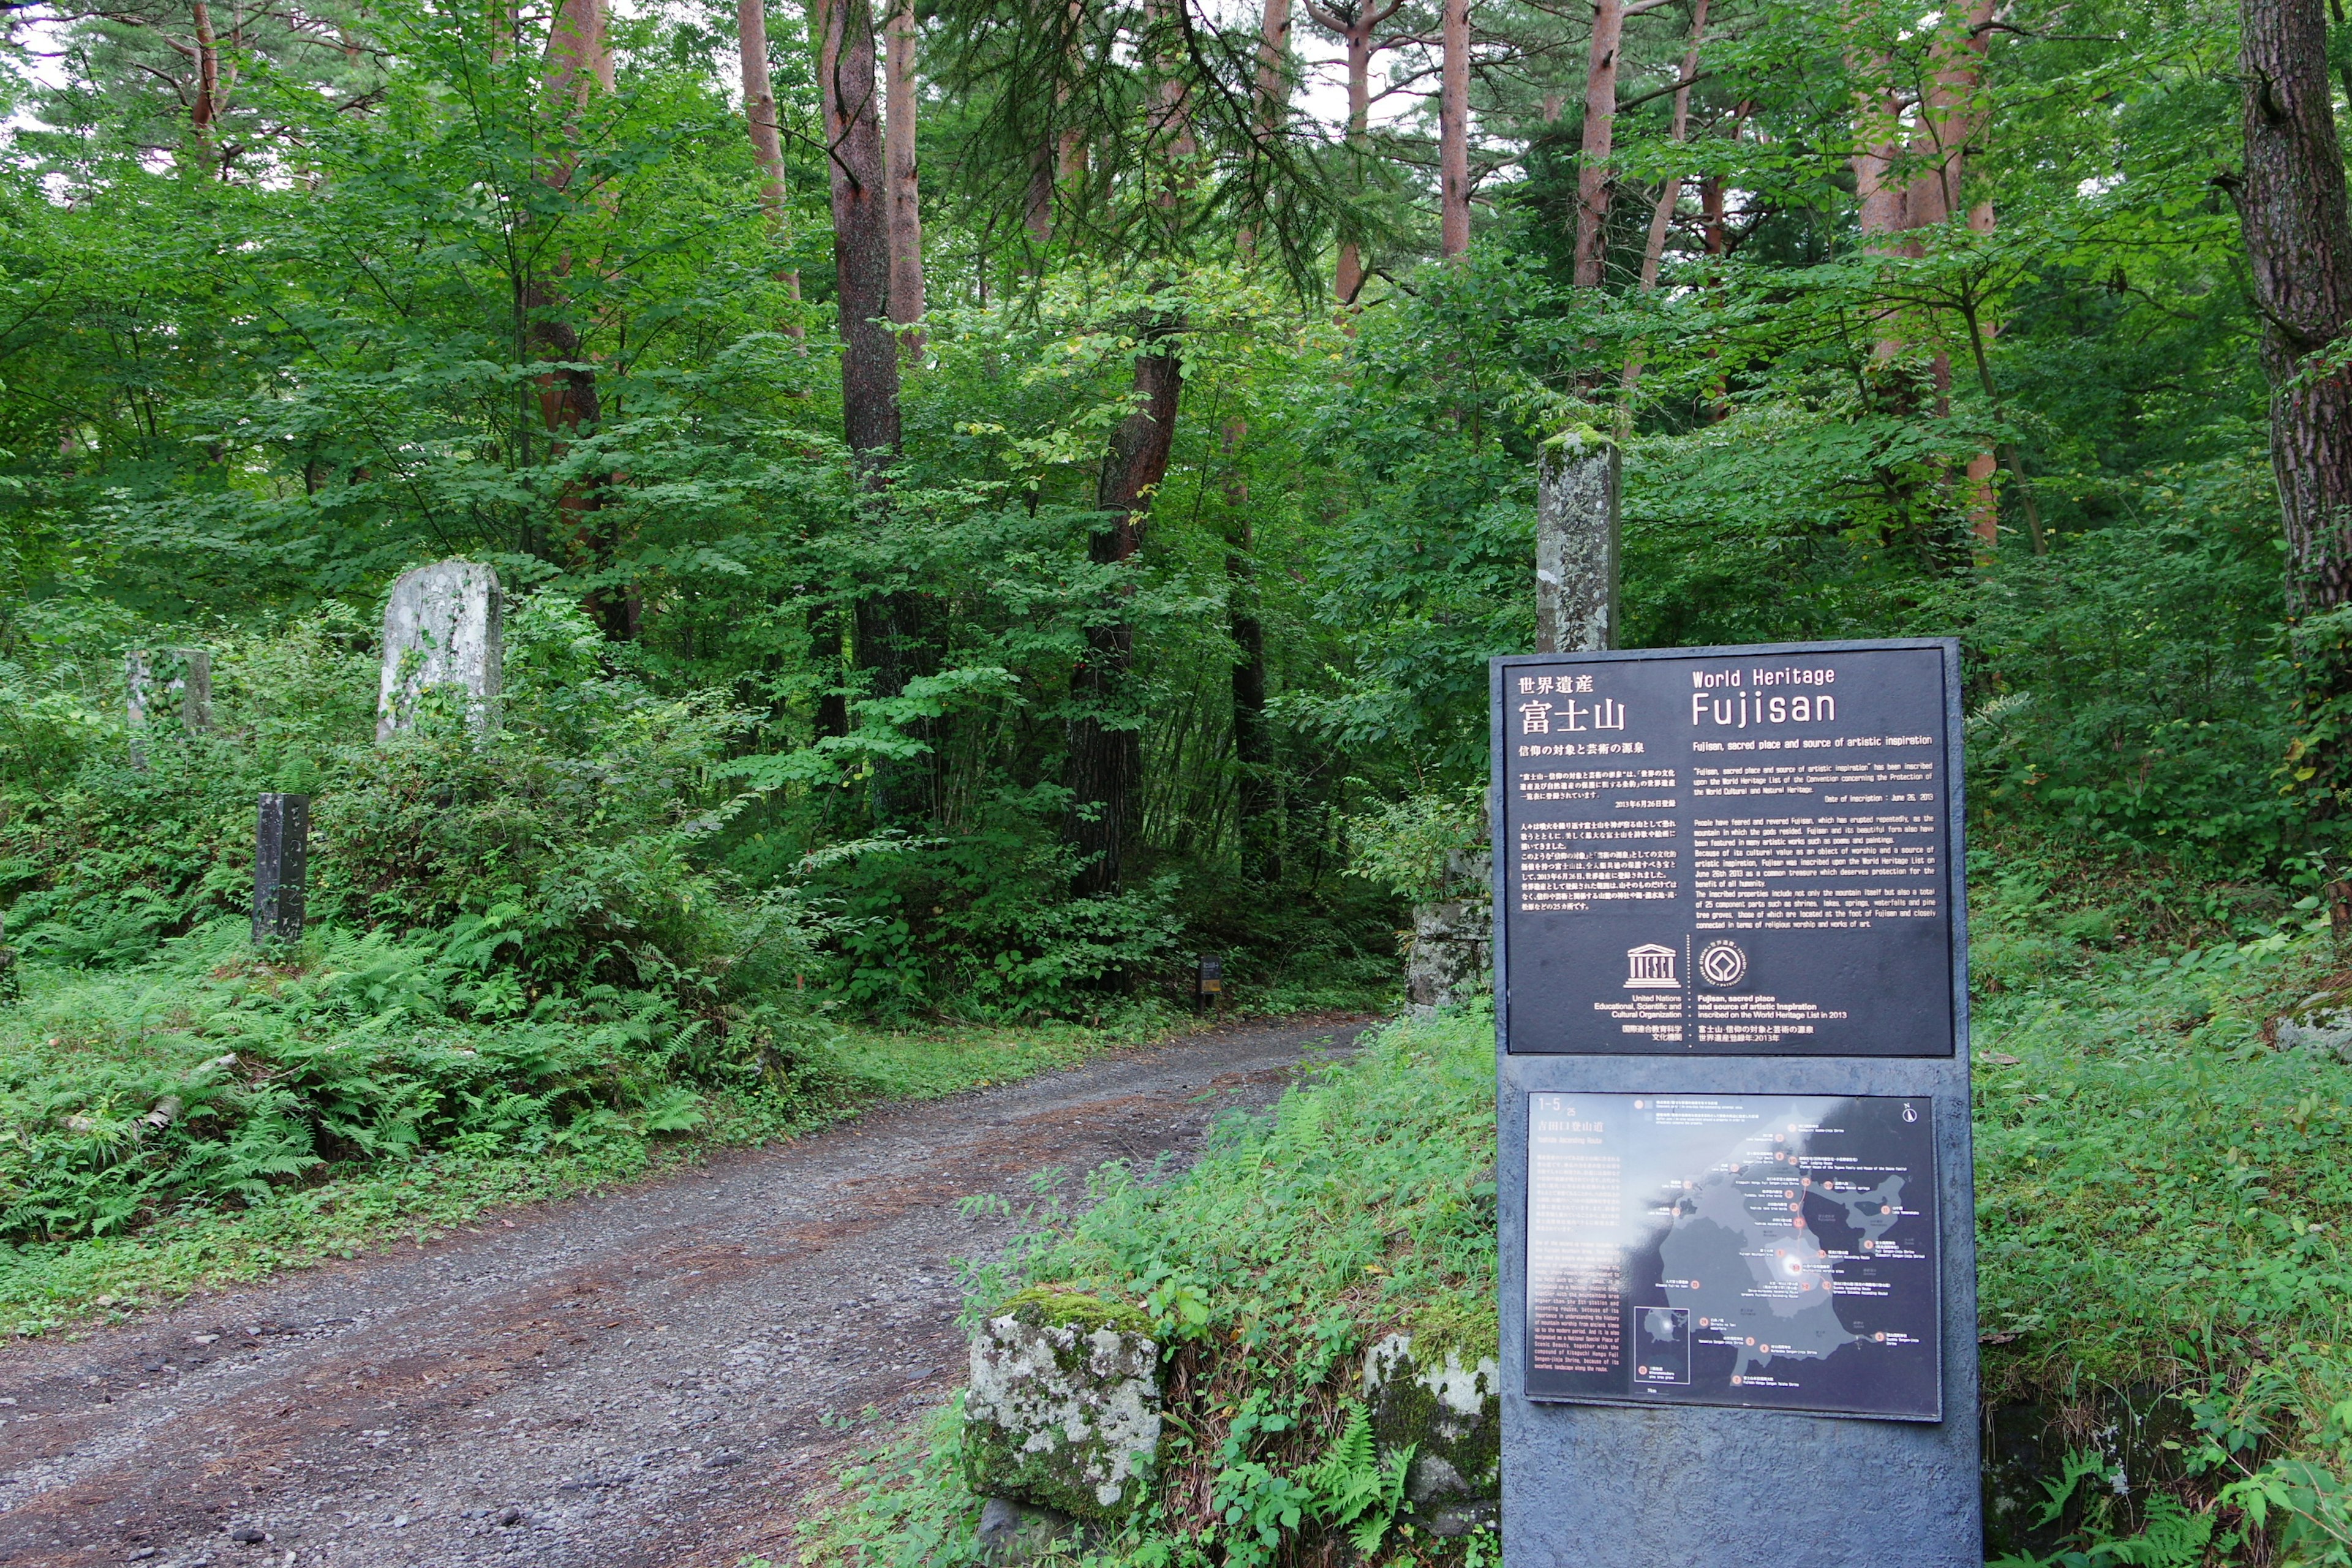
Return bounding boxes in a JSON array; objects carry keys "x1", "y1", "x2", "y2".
[{"x1": 0, "y1": 918, "x2": 847, "y2": 1245}]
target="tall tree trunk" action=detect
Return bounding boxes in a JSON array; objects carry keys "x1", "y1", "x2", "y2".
[
  {"x1": 737, "y1": 0, "x2": 807, "y2": 338},
  {"x1": 1220, "y1": 420, "x2": 1278, "y2": 880},
  {"x1": 189, "y1": 0, "x2": 222, "y2": 176},
  {"x1": 1439, "y1": 0, "x2": 1471, "y2": 257},
  {"x1": 1070, "y1": 323, "x2": 1183, "y2": 896},
  {"x1": 1067, "y1": 0, "x2": 1193, "y2": 895},
  {"x1": 1619, "y1": 0, "x2": 1706, "y2": 410},
  {"x1": 1309, "y1": 0, "x2": 1400, "y2": 301},
  {"x1": 817, "y1": 0, "x2": 902, "y2": 466},
  {"x1": 1237, "y1": 0, "x2": 1292, "y2": 257},
  {"x1": 1025, "y1": 139, "x2": 1055, "y2": 243},
  {"x1": 1572, "y1": 0, "x2": 1623, "y2": 285},
  {"x1": 1632, "y1": 0, "x2": 1705, "y2": 294},
  {"x1": 1904, "y1": 0, "x2": 1997, "y2": 230},
  {"x1": 820, "y1": 0, "x2": 927, "y2": 821},
  {"x1": 1962, "y1": 197, "x2": 2000, "y2": 548},
  {"x1": 1254, "y1": 0, "x2": 1292, "y2": 134},
  {"x1": 535, "y1": 0, "x2": 632, "y2": 638},
  {"x1": 2233, "y1": 0, "x2": 2352, "y2": 614},
  {"x1": 883, "y1": 0, "x2": 924, "y2": 352}
]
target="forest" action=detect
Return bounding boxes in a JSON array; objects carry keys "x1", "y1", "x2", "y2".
[
  {"x1": 0, "y1": 0, "x2": 2337, "y2": 1011},
  {"x1": 0, "y1": 0, "x2": 2350, "y2": 1558}
]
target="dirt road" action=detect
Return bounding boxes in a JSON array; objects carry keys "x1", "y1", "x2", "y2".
[{"x1": 0, "y1": 1016, "x2": 1368, "y2": 1568}]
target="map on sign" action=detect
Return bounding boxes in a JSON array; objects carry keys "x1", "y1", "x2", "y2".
[
  {"x1": 1496, "y1": 643, "x2": 1959, "y2": 1055},
  {"x1": 1523, "y1": 1091, "x2": 1940, "y2": 1420}
]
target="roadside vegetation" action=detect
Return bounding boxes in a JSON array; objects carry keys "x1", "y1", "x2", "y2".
[{"x1": 789, "y1": 856, "x2": 2352, "y2": 1566}]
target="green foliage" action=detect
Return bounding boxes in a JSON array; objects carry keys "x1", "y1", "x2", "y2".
[
  {"x1": 1302, "y1": 1405, "x2": 1415, "y2": 1556},
  {"x1": 1346, "y1": 785, "x2": 1488, "y2": 904},
  {"x1": 0, "y1": 918, "x2": 837, "y2": 1245}
]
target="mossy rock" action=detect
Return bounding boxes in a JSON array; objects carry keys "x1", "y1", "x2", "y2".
[
  {"x1": 963, "y1": 1299, "x2": 1163, "y2": 1523},
  {"x1": 1363, "y1": 1332, "x2": 1501, "y2": 1514}
]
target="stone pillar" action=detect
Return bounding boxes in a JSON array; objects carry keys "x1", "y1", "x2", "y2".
[
  {"x1": 377, "y1": 560, "x2": 503, "y2": 741},
  {"x1": 1407, "y1": 848, "x2": 1494, "y2": 1013},
  {"x1": 253, "y1": 793, "x2": 310, "y2": 947},
  {"x1": 1535, "y1": 428, "x2": 1619, "y2": 654},
  {"x1": 125, "y1": 647, "x2": 213, "y2": 766}
]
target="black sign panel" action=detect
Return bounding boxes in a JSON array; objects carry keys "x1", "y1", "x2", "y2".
[
  {"x1": 1523, "y1": 1091, "x2": 1940, "y2": 1421},
  {"x1": 1498, "y1": 644, "x2": 1957, "y2": 1055}
]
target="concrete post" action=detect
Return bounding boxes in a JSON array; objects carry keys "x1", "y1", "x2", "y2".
[
  {"x1": 1535, "y1": 429, "x2": 1620, "y2": 654},
  {"x1": 253, "y1": 793, "x2": 310, "y2": 947},
  {"x1": 377, "y1": 561, "x2": 503, "y2": 741}
]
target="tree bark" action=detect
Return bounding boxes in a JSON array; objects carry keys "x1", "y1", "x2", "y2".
[
  {"x1": 1025, "y1": 139, "x2": 1055, "y2": 243},
  {"x1": 1633, "y1": 0, "x2": 1704, "y2": 295},
  {"x1": 737, "y1": 0, "x2": 807, "y2": 337},
  {"x1": 2233, "y1": 0, "x2": 2352, "y2": 614},
  {"x1": 1221, "y1": 421, "x2": 1279, "y2": 880},
  {"x1": 820, "y1": 0, "x2": 927, "y2": 821},
  {"x1": 1069, "y1": 320, "x2": 1185, "y2": 896},
  {"x1": 1905, "y1": 0, "x2": 1997, "y2": 232},
  {"x1": 1069, "y1": 0, "x2": 1194, "y2": 894},
  {"x1": 534, "y1": 0, "x2": 632, "y2": 638},
  {"x1": 1255, "y1": 0, "x2": 1292, "y2": 134},
  {"x1": 1439, "y1": 0, "x2": 1471, "y2": 257},
  {"x1": 1237, "y1": 0, "x2": 1292, "y2": 257},
  {"x1": 189, "y1": 0, "x2": 222, "y2": 176},
  {"x1": 1619, "y1": 0, "x2": 1707, "y2": 409},
  {"x1": 1572, "y1": 0, "x2": 1624, "y2": 286},
  {"x1": 816, "y1": 0, "x2": 903, "y2": 467},
  {"x1": 1308, "y1": 0, "x2": 1400, "y2": 301},
  {"x1": 883, "y1": 0, "x2": 924, "y2": 352}
]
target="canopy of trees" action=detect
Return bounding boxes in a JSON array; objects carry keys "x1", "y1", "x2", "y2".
[{"x1": 0, "y1": 0, "x2": 2345, "y2": 1010}]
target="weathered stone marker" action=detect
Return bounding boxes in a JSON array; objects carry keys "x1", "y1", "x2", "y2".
[
  {"x1": 1533, "y1": 429, "x2": 1618, "y2": 655},
  {"x1": 125, "y1": 647, "x2": 213, "y2": 766},
  {"x1": 376, "y1": 560, "x2": 503, "y2": 741},
  {"x1": 1491, "y1": 639, "x2": 1978, "y2": 1566},
  {"x1": 253, "y1": 793, "x2": 310, "y2": 947}
]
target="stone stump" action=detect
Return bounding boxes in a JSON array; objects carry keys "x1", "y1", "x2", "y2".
[
  {"x1": 963, "y1": 1291, "x2": 1163, "y2": 1525},
  {"x1": 1407, "y1": 848, "x2": 1493, "y2": 1013},
  {"x1": 1363, "y1": 1332, "x2": 1502, "y2": 1537},
  {"x1": 377, "y1": 560, "x2": 503, "y2": 741}
]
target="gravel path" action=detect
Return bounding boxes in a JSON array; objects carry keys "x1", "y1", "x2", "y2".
[{"x1": 0, "y1": 1015, "x2": 1369, "y2": 1568}]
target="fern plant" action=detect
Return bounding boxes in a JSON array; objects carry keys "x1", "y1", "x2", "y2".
[{"x1": 1301, "y1": 1403, "x2": 1415, "y2": 1556}]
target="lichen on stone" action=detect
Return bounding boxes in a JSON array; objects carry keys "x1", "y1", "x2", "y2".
[{"x1": 963, "y1": 1304, "x2": 1164, "y2": 1523}]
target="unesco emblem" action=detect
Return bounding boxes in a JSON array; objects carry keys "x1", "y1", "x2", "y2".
[{"x1": 1697, "y1": 940, "x2": 1749, "y2": 989}]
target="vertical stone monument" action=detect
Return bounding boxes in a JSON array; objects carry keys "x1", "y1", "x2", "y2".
[
  {"x1": 376, "y1": 560, "x2": 503, "y2": 741},
  {"x1": 253, "y1": 793, "x2": 309, "y2": 947},
  {"x1": 125, "y1": 647, "x2": 213, "y2": 767},
  {"x1": 1491, "y1": 638, "x2": 1979, "y2": 1566},
  {"x1": 1533, "y1": 429, "x2": 1618, "y2": 655}
]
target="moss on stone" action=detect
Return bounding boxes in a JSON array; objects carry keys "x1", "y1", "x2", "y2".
[{"x1": 1000, "y1": 1286, "x2": 1152, "y2": 1338}]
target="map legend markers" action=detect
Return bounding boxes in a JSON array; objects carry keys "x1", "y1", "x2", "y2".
[{"x1": 1493, "y1": 639, "x2": 1980, "y2": 1568}]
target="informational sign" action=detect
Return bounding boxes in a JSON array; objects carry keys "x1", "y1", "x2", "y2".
[
  {"x1": 1493, "y1": 642, "x2": 1981, "y2": 1567},
  {"x1": 1498, "y1": 643, "x2": 1959, "y2": 1056},
  {"x1": 1523, "y1": 1091, "x2": 1939, "y2": 1420}
]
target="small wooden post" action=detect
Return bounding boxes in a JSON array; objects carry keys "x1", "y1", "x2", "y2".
[
  {"x1": 1196, "y1": 954, "x2": 1225, "y2": 1015},
  {"x1": 253, "y1": 793, "x2": 310, "y2": 948}
]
